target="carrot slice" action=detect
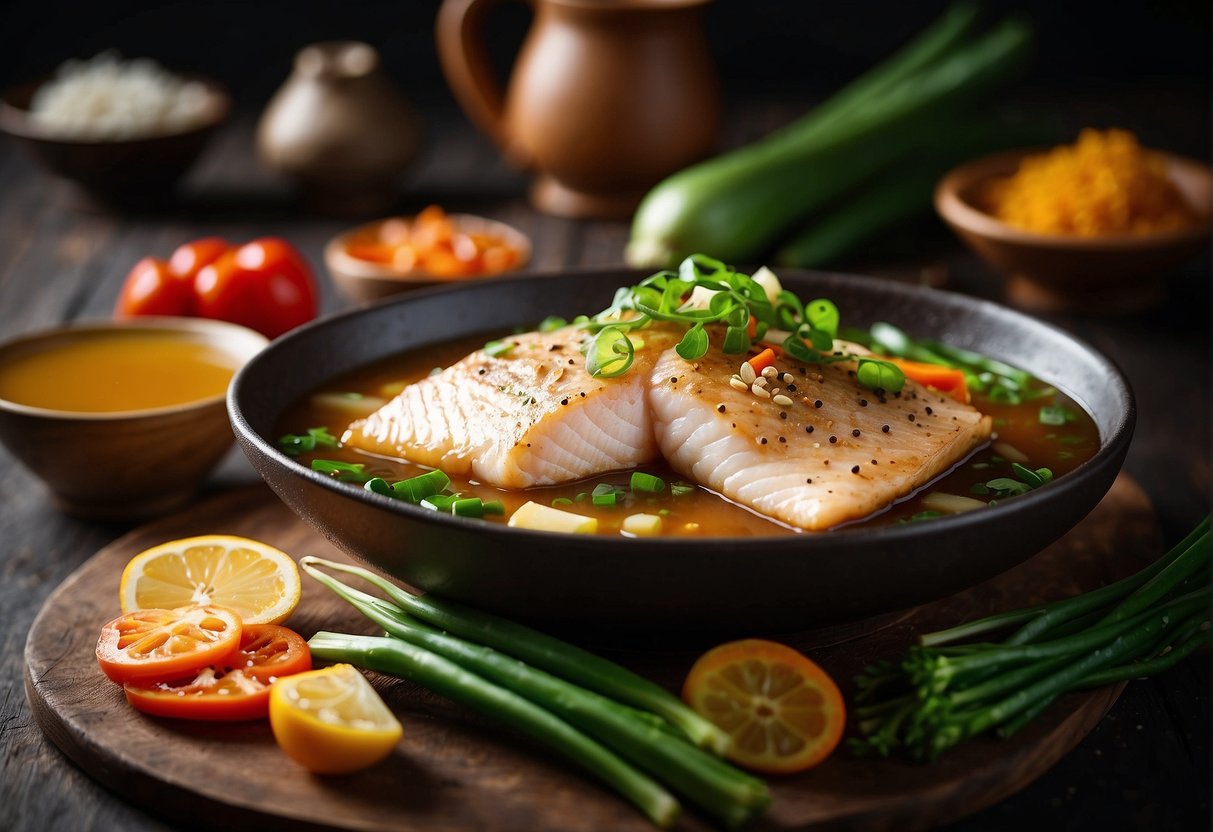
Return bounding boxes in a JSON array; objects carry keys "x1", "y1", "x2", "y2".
[
  {"x1": 887, "y1": 357, "x2": 969, "y2": 403},
  {"x1": 747, "y1": 348, "x2": 778, "y2": 373}
]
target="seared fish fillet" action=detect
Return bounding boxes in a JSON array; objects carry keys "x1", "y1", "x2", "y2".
[
  {"x1": 648, "y1": 344, "x2": 992, "y2": 530},
  {"x1": 344, "y1": 327, "x2": 674, "y2": 488}
]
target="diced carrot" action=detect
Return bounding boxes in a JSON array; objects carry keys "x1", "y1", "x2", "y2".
[
  {"x1": 887, "y1": 357, "x2": 969, "y2": 403},
  {"x1": 345, "y1": 243, "x2": 396, "y2": 264},
  {"x1": 746, "y1": 315, "x2": 757, "y2": 340},
  {"x1": 747, "y1": 347, "x2": 778, "y2": 374}
]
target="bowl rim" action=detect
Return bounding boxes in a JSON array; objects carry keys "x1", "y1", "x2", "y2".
[
  {"x1": 934, "y1": 147, "x2": 1212, "y2": 251},
  {"x1": 323, "y1": 212, "x2": 533, "y2": 283},
  {"x1": 0, "y1": 316, "x2": 267, "y2": 420},
  {"x1": 0, "y1": 73, "x2": 231, "y2": 145},
  {"x1": 229, "y1": 267, "x2": 1137, "y2": 551}
]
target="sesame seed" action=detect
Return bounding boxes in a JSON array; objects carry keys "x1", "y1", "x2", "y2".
[
  {"x1": 753, "y1": 376, "x2": 769, "y2": 388},
  {"x1": 852, "y1": 429, "x2": 861, "y2": 437},
  {"x1": 851, "y1": 465, "x2": 861, "y2": 474},
  {"x1": 752, "y1": 386, "x2": 771, "y2": 399},
  {"x1": 729, "y1": 377, "x2": 749, "y2": 392},
  {"x1": 739, "y1": 363, "x2": 756, "y2": 384},
  {"x1": 762, "y1": 366, "x2": 778, "y2": 379}
]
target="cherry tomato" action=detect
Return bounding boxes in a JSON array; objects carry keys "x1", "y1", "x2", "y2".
[
  {"x1": 122, "y1": 624, "x2": 312, "y2": 721},
  {"x1": 114, "y1": 257, "x2": 194, "y2": 318},
  {"x1": 168, "y1": 236, "x2": 230, "y2": 283},
  {"x1": 96, "y1": 605, "x2": 243, "y2": 684},
  {"x1": 194, "y1": 238, "x2": 317, "y2": 339}
]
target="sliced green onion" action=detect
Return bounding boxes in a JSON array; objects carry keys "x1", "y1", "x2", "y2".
[
  {"x1": 630, "y1": 472, "x2": 667, "y2": 494},
  {"x1": 278, "y1": 426, "x2": 341, "y2": 456},
  {"x1": 394, "y1": 469, "x2": 452, "y2": 503},
  {"x1": 453, "y1": 498, "x2": 485, "y2": 518},
  {"x1": 538, "y1": 316, "x2": 568, "y2": 332},
  {"x1": 483, "y1": 500, "x2": 506, "y2": 516},
  {"x1": 552, "y1": 497, "x2": 574, "y2": 507},
  {"x1": 671, "y1": 483, "x2": 696, "y2": 497},
  {"x1": 364, "y1": 477, "x2": 392, "y2": 496},
  {"x1": 421, "y1": 494, "x2": 460, "y2": 512},
  {"x1": 311, "y1": 459, "x2": 372, "y2": 483},
  {"x1": 485, "y1": 339, "x2": 514, "y2": 358}
]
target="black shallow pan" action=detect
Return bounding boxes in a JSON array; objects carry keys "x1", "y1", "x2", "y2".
[{"x1": 229, "y1": 270, "x2": 1134, "y2": 636}]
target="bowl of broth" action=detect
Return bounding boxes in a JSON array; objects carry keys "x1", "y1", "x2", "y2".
[
  {"x1": 0, "y1": 317, "x2": 267, "y2": 519},
  {"x1": 228, "y1": 269, "x2": 1135, "y2": 636}
]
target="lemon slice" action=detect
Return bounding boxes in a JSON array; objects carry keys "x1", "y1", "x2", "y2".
[
  {"x1": 270, "y1": 664, "x2": 403, "y2": 774},
  {"x1": 120, "y1": 534, "x2": 301, "y2": 625}
]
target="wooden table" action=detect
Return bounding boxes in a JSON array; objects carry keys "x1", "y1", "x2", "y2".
[{"x1": 0, "y1": 98, "x2": 1208, "y2": 830}]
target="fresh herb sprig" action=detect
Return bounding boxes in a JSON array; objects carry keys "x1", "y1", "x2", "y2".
[
  {"x1": 971, "y1": 462, "x2": 1054, "y2": 499},
  {"x1": 277, "y1": 426, "x2": 341, "y2": 456},
  {"x1": 851, "y1": 518, "x2": 1211, "y2": 761},
  {"x1": 579, "y1": 254, "x2": 905, "y2": 392}
]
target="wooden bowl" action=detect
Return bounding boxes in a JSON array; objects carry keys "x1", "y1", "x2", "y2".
[
  {"x1": 229, "y1": 269, "x2": 1135, "y2": 636},
  {"x1": 0, "y1": 318, "x2": 267, "y2": 520},
  {"x1": 0, "y1": 75, "x2": 230, "y2": 209},
  {"x1": 325, "y1": 213, "x2": 532, "y2": 304},
  {"x1": 935, "y1": 149, "x2": 1211, "y2": 313}
]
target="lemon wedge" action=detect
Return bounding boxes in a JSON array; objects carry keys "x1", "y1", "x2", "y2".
[
  {"x1": 119, "y1": 534, "x2": 301, "y2": 625},
  {"x1": 270, "y1": 664, "x2": 403, "y2": 774}
]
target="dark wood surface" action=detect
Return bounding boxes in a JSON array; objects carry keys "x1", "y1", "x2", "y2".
[
  {"x1": 25, "y1": 476, "x2": 1153, "y2": 832},
  {"x1": 1, "y1": 94, "x2": 1209, "y2": 831}
]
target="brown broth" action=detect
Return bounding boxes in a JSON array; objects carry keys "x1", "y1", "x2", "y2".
[{"x1": 279, "y1": 334, "x2": 1100, "y2": 537}]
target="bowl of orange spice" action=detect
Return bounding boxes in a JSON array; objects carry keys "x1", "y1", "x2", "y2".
[
  {"x1": 325, "y1": 205, "x2": 531, "y2": 304},
  {"x1": 935, "y1": 129, "x2": 1210, "y2": 312}
]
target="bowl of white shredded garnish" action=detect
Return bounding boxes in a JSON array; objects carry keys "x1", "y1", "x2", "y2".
[{"x1": 0, "y1": 52, "x2": 230, "y2": 206}]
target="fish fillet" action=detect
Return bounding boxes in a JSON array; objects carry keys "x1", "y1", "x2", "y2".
[
  {"x1": 343, "y1": 327, "x2": 675, "y2": 488},
  {"x1": 648, "y1": 344, "x2": 993, "y2": 530}
]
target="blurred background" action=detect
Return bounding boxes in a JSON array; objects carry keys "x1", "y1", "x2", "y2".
[{"x1": 1, "y1": 0, "x2": 1207, "y2": 148}]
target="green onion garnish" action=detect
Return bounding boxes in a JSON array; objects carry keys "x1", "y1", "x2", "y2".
[
  {"x1": 483, "y1": 500, "x2": 506, "y2": 516},
  {"x1": 552, "y1": 497, "x2": 574, "y2": 507},
  {"x1": 364, "y1": 477, "x2": 392, "y2": 496},
  {"x1": 538, "y1": 316, "x2": 568, "y2": 332},
  {"x1": 394, "y1": 469, "x2": 452, "y2": 503},
  {"x1": 421, "y1": 494, "x2": 459, "y2": 512},
  {"x1": 485, "y1": 339, "x2": 514, "y2": 358},
  {"x1": 311, "y1": 459, "x2": 372, "y2": 483},
  {"x1": 671, "y1": 483, "x2": 695, "y2": 497},
  {"x1": 278, "y1": 426, "x2": 341, "y2": 456},
  {"x1": 630, "y1": 472, "x2": 666, "y2": 494},
  {"x1": 453, "y1": 498, "x2": 485, "y2": 518}
]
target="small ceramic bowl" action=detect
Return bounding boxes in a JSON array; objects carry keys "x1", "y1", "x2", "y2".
[
  {"x1": 0, "y1": 75, "x2": 230, "y2": 208},
  {"x1": 0, "y1": 318, "x2": 267, "y2": 520},
  {"x1": 325, "y1": 213, "x2": 532, "y2": 304},
  {"x1": 935, "y1": 149, "x2": 1212, "y2": 313}
]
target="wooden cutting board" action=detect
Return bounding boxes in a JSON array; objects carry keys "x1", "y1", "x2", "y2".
[{"x1": 25, "y1": 475, "x2": 1159, "y2": 832}]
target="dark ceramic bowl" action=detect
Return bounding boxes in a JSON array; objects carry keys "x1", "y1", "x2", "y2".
[
  {"x1": 229, "y1": 270, "x2": 1134, "y2": 636},
  {"x1": 0, "y1": 75, "x2": 230, "y2": 208}
]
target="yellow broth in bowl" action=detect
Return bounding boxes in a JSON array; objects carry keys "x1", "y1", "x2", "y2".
[{"x1": 0, "y1": 329, "x2": 240, "y2": 413}]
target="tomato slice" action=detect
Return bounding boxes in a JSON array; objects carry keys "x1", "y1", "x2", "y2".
[
  {"x1": 124, "y1": 666, "x2": 272, "y2": 721},
  {"x1": 224, "y1": 623, "x2": 312, "y2": 684},
  {"x1": 121, "y1": 624, "x2": 312, "y2": 721},
  {"x1": 96, "y1": 605, "x2": 243, "y2": 684}
]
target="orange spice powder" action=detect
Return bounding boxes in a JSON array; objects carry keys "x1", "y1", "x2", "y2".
[{"x1": 980, "y1": 129, "x2": 1204, "y2": 236}]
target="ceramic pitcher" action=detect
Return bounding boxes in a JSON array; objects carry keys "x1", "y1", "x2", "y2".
[
  {"x1": 437, "y1": 0, "x2": 719, "y2": 219},
  {"x1": 257, "y1": 42, "x2": 422, "y2": 214}
]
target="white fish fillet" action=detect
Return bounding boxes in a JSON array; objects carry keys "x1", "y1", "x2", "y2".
[
  {"x1": 343, "y1": 327, "x2": 674, "y2": 488},
  {"x1": 648, "y1": 343, "x2": 993, "y2": 530}
]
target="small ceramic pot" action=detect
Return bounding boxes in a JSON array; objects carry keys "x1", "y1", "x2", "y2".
[{"x1": 257, "y1": 42, "x2": 423, "y2": 215}]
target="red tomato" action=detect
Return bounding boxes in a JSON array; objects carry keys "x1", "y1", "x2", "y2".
[
  {"x1": 114, "y1": 257, "x2": 194, "y2": 318},
  {"x1": 96, "y1": 605, "x2": 243, "y2": 684},
  {"x1": 168, "y1": 236, "x2": 230, "y2": 282},
  {"x1": 194, "y1": 238, "x2": 317, "y2": 338},
  {"x1": 122, "y1": 624, "x2": 312, "y2": 721}
]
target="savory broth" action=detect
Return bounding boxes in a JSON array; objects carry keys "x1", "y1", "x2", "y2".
[
  {"x1": 0, "y1": 331, "x2": 240, "y2": 412},
  {"x1": 280, "y1": 332, "x2": 1101, "y2": 537}
]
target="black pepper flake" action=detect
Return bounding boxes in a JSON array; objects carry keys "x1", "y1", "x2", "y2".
[
  {"x1": 787, "y1": 383, "x2": 798, "y2": 392},
  {"x1": 798, "y1": 367, "x2": 807, "y2": 374},
  {"x1": 760, "y1": 438, "x2": 768, "y2": 445},
  {"x1": 548, "y1": 344, "x2": 561, "y2": 352},
  {"x1": 560, "y1": 398, "x2": 569, "y2": 406},
  {"x1": 833, "y1": 351, "x2": 843, "y2": 356},
  {"x1": 871, "y1": 459, "x2": 878, "y2": 465},
  {"x1": 568, "y1": 359, "x2": 575, "y2": 365},
  {"x1": 805, "y1": 425, "x2": 814, "y2": 434},
  {"x1": 579, "y1": 392, "x2": 586, "y2": 397},
  {"x1": 852, "y1": 429, "x2": 861, "y2": 437},
  {"x1": 778, "y1": 436, "x2": 786, "y2": 443},
  {"x1": 717, "y1": 404, "x2": 726, "y2": 413},
  {"x1": 926, "y1": 406, "x2": 934, "y2": 415},
  {"x1": 908, "y1": 414, "x2": 916, "y2": 422},
  {"x1": 779, "y1": 411, "x2": 788, "y2": 420},
  {"x1": 805, "y1": 477, "x2": 813, "y2": 484},
  {"x1": 731, "y1": 422, "x2": 737, "y2": 428},
  {"x1": 814, "y1": 400, "x2": 823, "y2": 408},
  {"x1": 882, "y1": 424, "x2": 890, "y2": 433},
  {"x1": 670, "y1": 377, "x2": 678, "y2": 384},
  {"x1": 851, "y1": 465, "x2": 861, "y2": 474},
  {"x1": 859, "y1": 399, "x2": 868, "y2": 407},
  {"x1": 829, "y1": 435, "x2": 837, "y2": 444},
  {"x1": 824, "y1": 460, "x2": 830, "y2": 466},
  {"x1": 478, "y1": 368, "x2": 486, "y2": 375}
]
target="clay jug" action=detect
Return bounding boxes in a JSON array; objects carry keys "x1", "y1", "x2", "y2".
[
  {"x1": 257, "y1": 42, "x2": 423, "y2": 215},
  {"x1": 436, "y1": 0, "x2": 719, "y2": 219}
]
